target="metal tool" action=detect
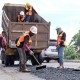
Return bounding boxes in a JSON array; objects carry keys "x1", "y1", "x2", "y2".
[{"x1": 32, "y1": 55, "x2": 46, "y2": 70}]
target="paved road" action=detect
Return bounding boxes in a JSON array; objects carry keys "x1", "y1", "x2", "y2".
[
  {"x1": 44, "y1": 60, "x2": 80, "y2": 69},
  {"x1": 0, "y1": 60, "x2": 80, "y2": 80}
]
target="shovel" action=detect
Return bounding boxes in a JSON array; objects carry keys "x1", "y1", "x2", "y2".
[{"x1": 32, "y1": 55, "x2": 46, "y2": 70}]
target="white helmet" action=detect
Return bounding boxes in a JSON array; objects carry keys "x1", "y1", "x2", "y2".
[
  {"x1": 30, "y1": 26, "x2": 37, "y2": 34},
  {"x1": 20, "y1": 11, "x2": 24, "y2": 15}
]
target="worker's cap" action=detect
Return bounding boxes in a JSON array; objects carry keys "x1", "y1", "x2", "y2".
[
  {"x1": 2, "y1": 31, "x2": 6, "y2": 34},
  {"x1": 30, "y1": 26, "x2": 37, "y2": 34},
  {"x1": 56, "y1": 27, "x2": 61, "y2": 30},
  {"x1": 26, "y1": 2, "x2": 30, "y2": 6},
  {"x1": 20, "y1": 11, "x2": 24, "y2": 15}
]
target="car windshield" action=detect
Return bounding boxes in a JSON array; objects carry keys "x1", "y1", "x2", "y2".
[{"x1": 49, "y1": 42, "x2": 56, "y2": 46}]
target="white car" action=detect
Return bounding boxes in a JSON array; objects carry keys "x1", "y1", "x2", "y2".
[{"x1": 41, "y1": 40, "x2": 59, "y2": 62}]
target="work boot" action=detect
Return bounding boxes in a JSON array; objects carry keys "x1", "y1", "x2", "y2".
[{"x1": 20, "y1": 64, "x2": 30, "y2": 72}]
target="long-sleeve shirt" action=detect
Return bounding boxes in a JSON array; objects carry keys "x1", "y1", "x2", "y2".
[{"x1": 59, "y1": 31, "x2": 66, "y2": 47}]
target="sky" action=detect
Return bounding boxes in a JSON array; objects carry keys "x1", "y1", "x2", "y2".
[{"x1": 0, "y1": 0, "x2": 80, "y2": 45}]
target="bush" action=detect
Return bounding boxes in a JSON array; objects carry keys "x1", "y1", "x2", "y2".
[{"x1": 64, "y1": 45, "x2": 77, "y2": 60}]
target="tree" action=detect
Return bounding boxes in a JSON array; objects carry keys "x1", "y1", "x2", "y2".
[
  {"x1": 64, "y1": 44, "x2": 77, "y2": 59},
  {"x1": 72, "y1": 30, "x2": 80, "y2": 46},
  {"x1": 64, "y1": 30, "x2": 80, "y2": 60}
]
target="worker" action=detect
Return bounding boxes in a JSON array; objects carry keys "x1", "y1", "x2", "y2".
[
  {"x1": 56, "y1": 27, "x2": 66, "y2": 68},
  {"x1": 16, "y1": 26, "x2": 37, "y2": 72},
  {"x1": 0, "y1": 31, "x2": 6, "y2": 51},
  {"x1": 25, "y1": 2, "x2": 33, "y2": 22},
  {"x1": 17, "y1": 11, "x2": 25, "y2": 22}
]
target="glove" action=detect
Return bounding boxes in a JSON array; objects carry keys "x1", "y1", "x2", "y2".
[{"x1": 29, "y1": 50, "x2": 34, "y2": 55}]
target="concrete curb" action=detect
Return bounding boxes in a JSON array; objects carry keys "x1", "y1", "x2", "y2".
[{"x1": 64, "y1": 60, "x2": 80, "y2": 63}]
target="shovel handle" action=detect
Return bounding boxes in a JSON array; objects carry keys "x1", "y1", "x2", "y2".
[{"x1": 32, "y1": 55, "x2": 40, "y2": 65}]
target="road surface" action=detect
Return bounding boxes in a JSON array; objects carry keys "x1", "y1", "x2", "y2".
[{"x1": 0, "y1": 60, "x2": 80, "y2": 80}]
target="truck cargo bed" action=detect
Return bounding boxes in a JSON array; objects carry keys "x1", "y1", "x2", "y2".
[{"x1": 2, "y1": 3, "x2": 50, "y2": 49}]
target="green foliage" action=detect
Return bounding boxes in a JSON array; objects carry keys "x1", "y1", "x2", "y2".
[
  {"x1": 75, "y1": 52, "x2": 80, "y2": 60},
  {"x1": 64, "y1": 45, "x2": 77, "y2": 60},
  {"x1": 72, "y1": 30, "x2": 80, "y2": 46},
  {"x1": 64, "y1": 30, "x2": 80, "y2": 60}
]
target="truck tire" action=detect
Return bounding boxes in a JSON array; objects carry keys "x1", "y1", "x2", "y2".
[
  {"x1": 31, "y1": 55, "x2": 38, "y2": 65},
  {"x1": 31, "y1": 53, "x2": 43, "y2": 65},
  {"x1": 46, "y1": 59, "x2": 50, "y2": 63},
  {"x1": 1, "y1": 50, "x2": 5, "y2": 64},
  {"x1": 38, "y1": 53, "x2": 43, "y2": 64},
  {"x1": 4, "y1": 55, "x2": 14, "y2": 66},
  {"x1": 9, "y1": 55, "x2": 14, "y2": 66},
  {"x1": 5, "y1": 55, "x2": 10, "y2": 66},
  {"x1": 2, "y1": 61, "x2": 4, "y2": 64}
]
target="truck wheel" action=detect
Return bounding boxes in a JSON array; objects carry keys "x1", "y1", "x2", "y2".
[
  {"x1": 5, "y1": 55, "x2": 14, "y2": 66},
  {"x1": 5, "y1": 55, "x2": 10, "y2": 66},
  {"x1": 31, "y1": 55, "x2": 38, "y2": 65},
  {"x1": 10, "y1": 60, "x2": 14, "y2": 66},
  {"x1": 46, "y1": 59, "x2": 50, "y2": 63},
  {"x1": 1, "y1": 50, "x2": 5, "y2": 64},
  {"x1": 9, "y1": 55, "x2": 14, "y2": 66},
  {"x1": 38, "y1": 53, "x2": 44, "y2": 64},
  {"x1": 31, "y1": 54, "x2": 43, "y2": 65},
  {"x1": 2, "y1": 61, "x2": 4, "y2": 64}
]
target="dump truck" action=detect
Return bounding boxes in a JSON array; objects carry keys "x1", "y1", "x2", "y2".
[{"x1": 1, "y1": 3, "x2": 50, "y2": 66}]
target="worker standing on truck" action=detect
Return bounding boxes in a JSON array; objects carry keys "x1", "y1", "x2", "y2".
[
  {"x1": 16, "y1": 26, "x2": 37, "y2": 72},
  {"x1": 56, "y1": 27, "x2": 66, "y2": 68},
  {"x1": 25, "y1": 2, "x2": 32, "y2": 22},
  {"x1": 17, "y1": 11, "x2": 25, "y2": 22}
]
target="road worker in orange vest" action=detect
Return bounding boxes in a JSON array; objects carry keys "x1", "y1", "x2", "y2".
[
  {"x1": 56, "y1": 27, "x2": 66, "y2": 69},
  {"x1": 25, "y1": 2, "x2": 32, "y2": 22},
  {"x1": 16, "y1": 26, "x2": 37, "y2": 72},
  {"x1": 17, "y1": 11, "x2": 25, "y2": 22}
]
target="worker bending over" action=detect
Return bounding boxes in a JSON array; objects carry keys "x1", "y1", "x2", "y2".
[{"x1": 16, "y1": 26, "x2": 37, "y2": 72}]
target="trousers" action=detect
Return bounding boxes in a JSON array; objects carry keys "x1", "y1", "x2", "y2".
[
  {"x1": 17, "y1": 48, "x2": 26, "y2": 64},
  {"x1": 25, "y1": 15, "x2": 31, "y2": 22},
  {"x1": 58, "y1": 46, "x2": 64, "y2": 64}
]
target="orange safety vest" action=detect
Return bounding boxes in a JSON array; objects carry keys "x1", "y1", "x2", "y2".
[
  {"x1": 56, "y1": 32, "x2": 66, "y2": 46},
  {"x1": 16, "y1": 31, "x2": 32, "y2": 47},
  {"x1": 26, "y1": 6, "x2": 32, "y2": 15},
  {"x1": 18, "y1": 15, "x2": 25, "y2": 22}
]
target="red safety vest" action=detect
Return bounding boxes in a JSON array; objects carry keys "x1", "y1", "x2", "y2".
[
  {"x1": 0, "y1": 34, "x2": 6, "y2": 47},
  {"x1": 16, "y1": 31, "x2": 32, "y2": 47},
  {"x1": 56, "y1": 32, "x2": 66, "y2": 47}
]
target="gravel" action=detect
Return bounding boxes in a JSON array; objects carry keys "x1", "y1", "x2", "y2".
[
  {"x1": 0, "y1": 61, "x2": 80, "y2": 80},
  {"x1": 28, "y1": 66, "x2": 80, "y2": 80}
]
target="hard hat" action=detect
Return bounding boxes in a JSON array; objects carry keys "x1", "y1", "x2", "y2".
[
  {"x1": 30, "y1": 26, "x2": 37, "y2": 34},
  {"x1": 56, "y1": 27, "x2": 61, "y2": 30},
  {"x1": 20, "y1": 11, "x2": 24, "y2": 15},
  {"x1": 26, "y1": 2, "x2": 30, "y2": 6}
]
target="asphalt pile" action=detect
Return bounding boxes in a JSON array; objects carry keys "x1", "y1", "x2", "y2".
[{"x1": 29, "y1": 67, "x2": 80, "y2": 80}]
